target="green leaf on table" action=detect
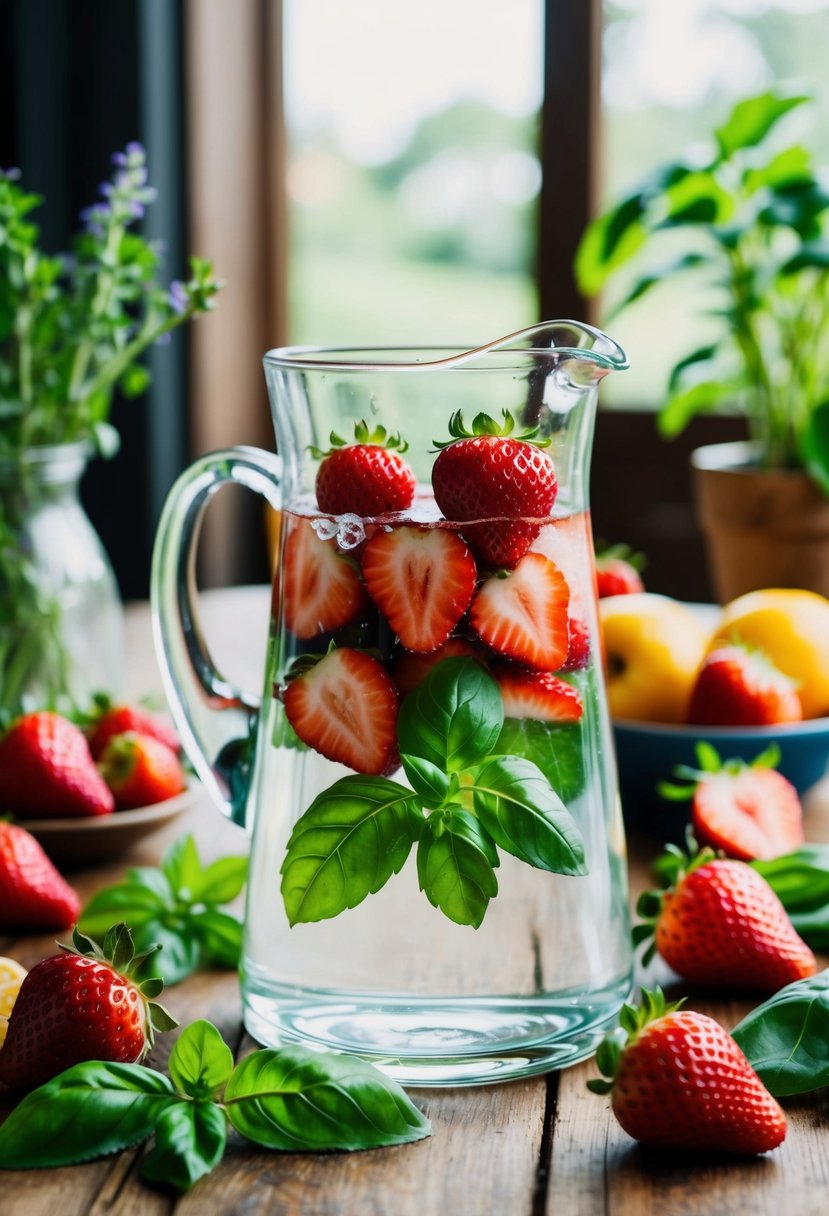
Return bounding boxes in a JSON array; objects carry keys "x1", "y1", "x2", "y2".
[
  {"x1": 224, "y1": 1046, "x2": 430, "y2": 1151},
  {"x1": 731, "y1": 969, "x2": 829, "y2": 1096},
  {"x1": 135, "y1": 921, "x2": 203, "y2": 985},
  {"x1": 715, "y1": 90, "x2": 810, "y2": 158},
  {"x1": 492, "y1": 718, "x2": 585, "y2": 803},
  {"x1": 190, "y1": 908, "x2": 245, "y2": 968},
  {"x1": 470, "y1": 756, "x2": 587, "y2": 875},
  {"x1": 280, "y1": 775, "x2": 423, "y2": 924},
  {"x1": 193, "y1": 855, "x2": 248, "y2": 904},
  {"x1": 397, "y1": 657, "x2": 503, "y2": 773},
  {"x1": 140, "y1": 1101, "x2": 227, "y2": 1194},
  {"x1": 0, "y1": 1062, "x2": 176, "y2": 1167},
  {"x1": 168, "y1": 1019, "x2": 234, "y2": 1099},
  {"x1": 78, "y1": 876, "x2": 169, "y2": 937},
  {"x1": 753, "y1": 845, "x2": 829, "y2": 949},
  {"x1": 416, "y1": 807, "x2": 499, "y2": 929}
]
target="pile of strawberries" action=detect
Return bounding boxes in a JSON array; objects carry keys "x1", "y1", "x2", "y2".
[{"x1": 280, "y1": 412, "x2": 588, "y2": 773}]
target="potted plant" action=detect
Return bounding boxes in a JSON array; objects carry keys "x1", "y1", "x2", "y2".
[
  {"x1": 575, "y1": 88, "x2": 829, "y2": 601},
  {"x1": 0, "y1": 143, "x2": 221, "y2": 715}
]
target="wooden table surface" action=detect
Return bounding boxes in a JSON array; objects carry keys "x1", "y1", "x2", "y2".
[{"x1": 3, "y1": 586, "x2": 829, "y2": 1216}]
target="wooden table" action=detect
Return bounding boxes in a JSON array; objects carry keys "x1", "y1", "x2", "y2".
[{"x1": 3, "y1": 587, "x2": 829, "y2": 1216}]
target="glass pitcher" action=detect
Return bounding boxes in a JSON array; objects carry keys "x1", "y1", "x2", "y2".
[{"x1": 152, "y1": 321, "x2": 632, "y2": 1086}]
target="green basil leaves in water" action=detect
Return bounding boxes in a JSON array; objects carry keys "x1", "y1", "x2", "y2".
[
  {"x1": 0, "y1": 1020, "x2": 431, "y2": 1192},
  {"x1": 281, "y1": 658, "x2": 587, "y2": 928}
]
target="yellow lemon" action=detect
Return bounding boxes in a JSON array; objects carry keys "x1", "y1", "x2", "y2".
[
  {"x1": 711, "y1": 589, "x2": 829, "y2": 718},
  {"x1": 0, "y1": 956, "x2": 27, "y2": 1019},
  {"x1": 599, "y1": 593, "x2": 709, "y2": 723}
]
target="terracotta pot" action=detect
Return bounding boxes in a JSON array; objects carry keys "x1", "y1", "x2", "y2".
[{"x1": 691, "y1": 440, "x2": 829, "y2": 602}]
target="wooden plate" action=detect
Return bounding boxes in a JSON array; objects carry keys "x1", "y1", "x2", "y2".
[{"x1": 23, "y1": 785, "x2": 198, "y2": 864}]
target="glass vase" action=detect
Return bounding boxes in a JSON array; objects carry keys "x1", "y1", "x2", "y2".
[{"x1": 0, "y1": 442, "x2": 123, "y2": 717}]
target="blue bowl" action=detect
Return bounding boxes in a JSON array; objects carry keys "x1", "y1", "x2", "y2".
[{"x1": 614, "y1": 717, "x2": 829, "y2": 843}]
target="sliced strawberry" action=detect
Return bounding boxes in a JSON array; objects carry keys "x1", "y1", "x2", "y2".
[
  {"x1": 495, "y1": 670, "x2": 583, "y2": 723},
  {"x1": 692, "y1": 767, "x2": 804, "y2": 862},
  {"x1": 560, "y1": 614, "x2": 590, "y2": 672},
  {"x1": 282, "y1": 519, "x2": 365, "y2": 640},
  {"x1": 361, "y1": 525, "x2": 477, "y2": 654},
  {"x1": 392, "y1": 638, "x2": 485, "y2": 699},
  {"x1": 469, "y1": 553, "x2": 570, "y2": 671},
  {"x1": 283, "y1": 648, "x2": 399, "y2": 775}
]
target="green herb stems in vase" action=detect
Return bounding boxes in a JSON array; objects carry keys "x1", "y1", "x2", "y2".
[{"x1": 0, "y1": 143, "x2": 221, "y2": 715}]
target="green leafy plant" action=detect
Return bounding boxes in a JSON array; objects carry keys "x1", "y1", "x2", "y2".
[
  {"x1": 732, "y1": 968, "x2": 829, "y2": 1096},
  {"x1": 79, "y1": 835, "x2": 247, "y2": 984},
  {"x1": 0, "y1": 1019, "x2": 431, "y2": 1193},
  {"x1": 753, "y1": 844, "x2": 829, "y2": 949},
  {"x1": 576, "y1": 88, "x2": 829, "y2": 489},
  {"x1": 280, "y1": 657, "x2": 587, "y2": 930}
]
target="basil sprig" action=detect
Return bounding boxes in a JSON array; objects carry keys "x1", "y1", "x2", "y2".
[
  {"x1": 0, "y1": 1020, "x2": 431, "y2": 1191},
  {"x1": 753, "y1": 845, "x2": 829, "y2": 948},
  {"x1": 79, "y1": 835, "x2": 248, "y2": 983},
  {"x1": 281, "y1": 658, "x2": 587, "y2": 929},
  {"x1": 732, "y1": 969, "x2": 829, "y2": 1096}
]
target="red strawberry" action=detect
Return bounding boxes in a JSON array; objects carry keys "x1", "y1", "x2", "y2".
[
  {"x1": 588, "y1": 988, "x2": 786, "y2": 1155},
  {"x1": 361, "y1": 525, "x2": 477, "y2": 653},
  {"x1": 495, "y1": 670, "x2": 583, "y2": 723},
  {"x1": 687, "y1": 644, "x2": 802, "y2": 726},
  {"x1": 0, "y1": 924, "x2": 176, "y2": 1090},
  {"x1": 283, "y1": 518, "x2": 365, "y2": 640},
  {"x1": 0, "y1": 822, "x2": 80, "y2": 930},
  {"x1": 314, "y1": 420, "x2": 416, "y2": 516},
  {"x1": 636, "y1": 847, "x2": 816, "y2": 991},
  {"x1": 392, "y1": 638, "x2": 485, "y2": 698},
  {"x1": 561, "y1": 614, "x2": 591, "y2": 671},
  {"x1": 595, "y1": 543, "x2": 645, "y2": 598},
  {"x1": 88, "y1": 701, "x2": 179, "y2": 760},
  {"x1": 469, "y1": 552, "x2": 570, "y2": 671},
  {"x1": 283, "y1": 648, "x2": 398, "y2": 775},
  {"x1": 0, "y1": 711, "x2": 114, "y2": 819},
  {"x1": 431, "y1": 410, "x2": 557, "y2": 567},
  {"x1": 99, "y1": 732, "x2": 187, "y2": 809}
]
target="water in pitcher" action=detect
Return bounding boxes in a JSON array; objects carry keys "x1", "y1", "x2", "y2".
[{"x1": 242, "y1": 494, "x2": 631, "y2": 1084}]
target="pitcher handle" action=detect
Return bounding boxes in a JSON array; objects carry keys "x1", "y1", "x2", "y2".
[{"x1": 150, "y1": 447, "x2": 282, "y2": 828}]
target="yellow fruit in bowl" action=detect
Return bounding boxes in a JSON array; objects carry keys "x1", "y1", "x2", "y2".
[
  {"x1": 710, "y1": 589, "x2": 829, "y2": 719},
  {"x1": 599, "y1": 593, "x2": 710, "y2": 723}
]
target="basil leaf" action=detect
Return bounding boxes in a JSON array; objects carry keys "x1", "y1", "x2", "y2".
[
  {"x1": 140, "y1": 1101, "x2": 226, "y2": 1193},
  {"x1": 732, "y1": 970, "x2": 829, "y2": 1096},
  {"x1": 162, "y1": 835, "x2": 203, "y2": 898},
  {"x1": 400, "y1": 753, "x2": 451, "y2": 807},
  {"x1": 133, "y1": 921, "x2": 202, "y2": 984},
  {"x1": 397, "y1": 657, "x2": 503, "y2": 773},
  {"x1": 78, "y1": 881, "x2": 167, "y2": 938},
  {"x1": 471, "y1": 756, "x2": 587, "y2": 875},
  {"x1": 753, "y1": 846, "x2": 829, "y2": 909},
  {"x1": 169, "y1": 1020, "x2": 234, "y2": 1099},
  {"x1": 224, "y1": 1047, "x2": 430, "y2": 1151},
  {"x1": 190, "y1": 908, "x2": 244, "y2": 968},
  {"x1": 0, "y1": 1062, "x2": 176, "y2": 1167},
  {"x1": 280, "y1": 775, "x2": 423, "y2": 924},
  {"x1": 125, "y1": 866, "x2": 176, "y2": 902},
  {"x1": 492, "y1": 718, "x2": 586, "y2": 803},
  {"x1": 193, "y1": 855, "x2": 248, "y2": 905},
  {"x1": 417, "y1": 807, "x2": 499, "y2": 928}
]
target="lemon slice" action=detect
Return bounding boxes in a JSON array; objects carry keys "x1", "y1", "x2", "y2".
[{"x1": 0, "y1": 957, "x2": 27, "y2": 1019}]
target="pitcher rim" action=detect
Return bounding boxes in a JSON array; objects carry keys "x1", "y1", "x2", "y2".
[{"x1": 263, "y1": 320, "x2": 629, "y2": 374}]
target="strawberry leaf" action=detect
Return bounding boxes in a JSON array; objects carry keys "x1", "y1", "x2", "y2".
[
  {"x1": 280, "y1": 776, "x2": 423, "y2": 924},
  {"x1": 416, "y1": 807, "x2": 499, "y2": 928},
  {"x1": 0, "y1": 1062, "x2": 177, "y2": 1167},
  {"x1": 397, "y1": 657, "x2": 504, "y2": 773},
  {"x1": 224, "y1": 1046, "x2": 431, "y2": 1151},
  {"x1": 469, "y1": 756, "x2": 586, "y2": 875},
  {"x1": 168, "y1": 1020, "x2": 234, "y2": 1099},
  {"x1": 732, "y1": 968, "x2": 829, "y2": 1095},
  {"x1": 140, "y1": 1101, "x2": 227, "y2": 1193}
]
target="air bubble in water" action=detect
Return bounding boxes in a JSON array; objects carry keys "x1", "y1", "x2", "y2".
[
  {"x1": 337, "y1": 514, "x2": 366, "y2": 550},
  {"x1": 311, "y1": 518, "x2": 339, "y2": 541}
]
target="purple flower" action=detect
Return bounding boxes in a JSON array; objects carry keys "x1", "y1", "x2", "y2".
[
  {"x1": 2, "y1": 167, "x2": 22, "y2": 181},
  {"x1": 155, "y1": 331, "x2": 172, "y2": 347},
  {"x1": 111, "y1": 151, "x2": 128, "y2": 168},
  {"x1": 128, "y1": 199, "x2": 145, "y2": 219},
  {"x1": 168, "y1": 280, "x2": 189, "y2": 315},
  {"x1": 99, "y1": 181, "x2": 113, "y2": 198}
]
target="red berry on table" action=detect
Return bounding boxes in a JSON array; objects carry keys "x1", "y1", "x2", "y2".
[
  {"x1": 470, "y1": 552, "x2": 570, "y2": 671},
  {"x1": 314, "y1": 420, "x2": 416, "y2": 516},
  {"x1": 495, "y1": 670, "x2": 584, "y2": 723},
  {"x1": 0, "y1": 711, "x2": 114, "y2": 819},
  {"x1": 361, "y1": 525, "x2": 477, "y2": 654},
  {"x1": 595, "y1": 544, "x2": 645, "y2": 598},
  {"x1": 99, "y1": 732, "x2": 187, "y2": 809},
  {"x1": 392, "y1": 638, "x2": 485, "y2": 699},
  {"x1": 687, "y1": 644, "x2": 802, "y2": 727},
  {"x1": 588, "y1": 988, "x2": 786, "y2": 1155},
  {"x1": 431, "y1": 409, "x2": 557, "y2": 568},
  {"x1": 636, "y1": 848, "x2": 815, "y2": 992},
  {"x1": 0, "y1": 822, "x2": 80, "y2": 930},
  {"x1": 88, "y1": 701, "x2": 179, "y2": 760},
  {"x1": 282, "y1": 518, "x2": 365, "y2": 640},
  {"x1": 0, "y1": 924, "x2": 176, "y2": 1091},
  {"x1": 282, "y1": 647, "x2": 399, "y2": 775},
  {"x1": 691, "y1": 764, "x2": 803, "y2": 862}
]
